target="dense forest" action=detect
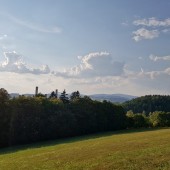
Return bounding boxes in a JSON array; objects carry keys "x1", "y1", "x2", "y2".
[
  {"x1": 0, "y1": 88, "x2": 170, "y2": 148},
  {"x1": 0, "y1": 88, "x2": 126, "y2": 148},
  {"x1": 123, "y1": 95, "x2": 170, "y2": 114}
]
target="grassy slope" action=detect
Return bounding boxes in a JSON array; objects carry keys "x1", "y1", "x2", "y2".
[{"x1": 0, "y1": 128, "x2": 170, "y2": 170}]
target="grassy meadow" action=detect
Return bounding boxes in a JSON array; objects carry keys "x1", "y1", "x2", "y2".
[{"x1": 0, "y1": 128, "x2": 169, "y2": 170}]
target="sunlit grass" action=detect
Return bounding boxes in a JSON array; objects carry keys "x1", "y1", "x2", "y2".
[{"x1": 0, "y1": 128, "x2": 170, "y2": 170}]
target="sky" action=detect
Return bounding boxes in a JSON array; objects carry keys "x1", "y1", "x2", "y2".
[{"x1": 0, "y1": 0, "x2": 170, "y2": 96}]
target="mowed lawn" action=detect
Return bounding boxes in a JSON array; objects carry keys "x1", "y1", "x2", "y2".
[{"x1": 0, "y1": 128, "x2": 170, "y2": 170}]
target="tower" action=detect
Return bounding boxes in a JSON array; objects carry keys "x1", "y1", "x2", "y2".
[
  {"x1": 35, "y1": 86, "x2": 38, "y2": 96},
  {"x1": 55, "y1": 89, "x2": 58, "y2": 98}
]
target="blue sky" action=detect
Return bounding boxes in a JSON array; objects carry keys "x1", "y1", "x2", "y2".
[{"x1": 0, "y1": 0, "x2": 170, "y2": 95}]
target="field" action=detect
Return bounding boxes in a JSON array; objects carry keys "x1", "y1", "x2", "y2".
[{"x1": 0, "y1": 128, "x2": 170, "y2": 170}]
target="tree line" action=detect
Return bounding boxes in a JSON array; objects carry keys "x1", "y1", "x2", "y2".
[
  {"x1": 0, "y1": 88, "x2": 126, "y2": 148},
  {"x1": 126, "y1": 110, "x2": 170, "y2": 128},
  {"x1": 0, "y1": 88, "x2": 169, "y2": 148}
]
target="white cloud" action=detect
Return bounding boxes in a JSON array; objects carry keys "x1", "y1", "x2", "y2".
[
  {"x1": 0, "y1": 51, "x2": 50, "y2": 74},
  {"x1": 132, "y1": 28, "x2": 159, "y2": 41},
  {"x1": 149, "y1": 54, "x2": 170, "y2": 61},
  {"x1": 137, "y1": 66, "x2": 170, "y2": 79},
  {"x1": 132, "y1": 18, "x2": 170, "y2": 41},
  {"x1": 164, "y1": 67, "x2": 170, "y2": 75},
  {"x1": 54, "y1": 52, "x2": 125, "y2": 78},
  {"x1": 0, "y1": 51, "x2": 124, "y2": 78},
  {"x1": 133, "y1": 18, "x2": 170, "y2": 27}
]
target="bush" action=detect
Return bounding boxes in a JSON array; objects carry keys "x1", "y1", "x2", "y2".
[
  {"x1": 149, "y1": 111, "x2": 170, "y2": 127},
  {"x1": 126, "y1": 111, "x2": 149, "y2": 128}
]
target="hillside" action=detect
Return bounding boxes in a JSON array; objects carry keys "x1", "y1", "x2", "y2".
[
  {"x1": 0, "y1": 128, "x2": 169, "y2": 170},
  {"x1": 123, "y1": 95, "x2": 170, "y2": 114}
]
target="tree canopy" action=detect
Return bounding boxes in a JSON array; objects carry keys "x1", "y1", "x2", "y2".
[{"x1": 123, "y1": 95, "x2": 170, "y2": 114}]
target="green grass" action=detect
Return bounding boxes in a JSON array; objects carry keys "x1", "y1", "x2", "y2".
[{"x1": 0, "y1": 128, "x2": 170, "y2": 170}]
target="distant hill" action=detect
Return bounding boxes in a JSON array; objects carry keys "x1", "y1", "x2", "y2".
[
  {"x1": 123, "y1": 95, "x2": 170, "y2": 114},
  {"x1": 10, "y1": 93, "x2": 33, "y2": 98},
  {"x1": 10, "y1": 93, "x2": 20, "y2": 98},
  {"x1": 89, "y1": 94, "x2": 137, "y2": 103}
]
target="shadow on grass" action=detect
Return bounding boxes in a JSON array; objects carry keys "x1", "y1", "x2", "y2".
[{"x1": 0, "y1": 127, "x2": 168, "y2": 155}]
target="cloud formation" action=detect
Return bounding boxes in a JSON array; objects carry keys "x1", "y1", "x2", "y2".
[
  {"x1": 0, "y1": 50, "x2": 169, "y2": 95},
  {"x1": 132, "y1": 17, "x2": 170, "y2": 41},
  {"x1": 0, "y1": 51, "x2": 169, "y2": 95},
  {"x1": 132, "y1": 28, "x2": 159, "y2": 41},
  {"x1": 0, "y1": 51, "x2": 125, "y2": 78},
  {"x1": 138, "y1": 67, "x2": 170, "y2": 79},
  {"x1": 54, "y1": 52, "x2": 125, "y2": 78},
  {"x1": 133, "y1": 18, "x2": 170, "y2": 27},
  {"x1": 149, "y1": 54, "x2": 170, "y2": 62},
  {"x1": 0, "y1": 51, "x2": 50, "y2": 74}
]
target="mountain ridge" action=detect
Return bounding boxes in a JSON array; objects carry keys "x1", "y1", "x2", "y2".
[{"x1": 89, "y1": 94, "x2": 137, "y2": 103}]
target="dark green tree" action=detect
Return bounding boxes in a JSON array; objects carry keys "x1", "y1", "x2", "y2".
[
  {"x1": 9, "y1": 96, "x2": 43, "y2": 145},
  {"x1": 36, "y1": 93, "x2": 46, "y2": 97},
  {"x1": 49, "y1": 91, "x2": 56, "y2": 98},
  {"x1": 70, "y1": 91, "x2": 80, "y2": 101},
  {"x1": 60, "y1": 89, "x2": 69, "y2": 104},
  {"x1": 123, "y1": 95, "x2": 170, "y2": 114},
  {"x1": 0, "y1": 88, "x2": 10, "y2": 147},
  {"x1": 126, "y1": 111, "x2": 149, "y2": 128}
]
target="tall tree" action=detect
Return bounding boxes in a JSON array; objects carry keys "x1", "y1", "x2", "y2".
[
  {"x1": 60, "y1": 89, "x2": 69, "y2": 104},
  {"x1": 0, "y1": 88, "x2": 10, "y2": 147},
  {"x1": 49, "y1": 91, "x2": 56, "y2": 98},
  {"x1": 0, "y1": 88, "x2": 10, "y2": 103},
  {"x1": 70, "y1": 91, "x2": 80, "y2": 101}
]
